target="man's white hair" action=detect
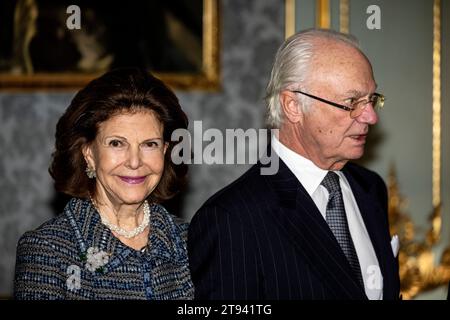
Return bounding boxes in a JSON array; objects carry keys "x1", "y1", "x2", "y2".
[{"x1": 265, "y1": 28, "x2": 361, "y2": 128}]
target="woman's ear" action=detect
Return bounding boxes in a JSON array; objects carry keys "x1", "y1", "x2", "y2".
[
  {"x1": 279, "y1": 90, "x2": 304, "y2": 124},
  {"x1": 82, "y1": 143, "x2": 95, "y2": 170}
]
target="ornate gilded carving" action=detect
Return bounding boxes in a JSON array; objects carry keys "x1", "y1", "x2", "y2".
[{"x1": 388, "y1": 166, "x2": 449, "y2": 299}]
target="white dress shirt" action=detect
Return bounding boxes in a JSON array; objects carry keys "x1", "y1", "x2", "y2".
[{"x1": 271, "y1": 135, "x2": 383, "y2": 300}]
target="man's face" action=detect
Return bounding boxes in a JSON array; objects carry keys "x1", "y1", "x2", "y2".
[{"x1": 294, "y1": 41, "x2": 378, "y2": 170}]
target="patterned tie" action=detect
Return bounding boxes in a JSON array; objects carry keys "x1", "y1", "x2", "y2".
[{"x1": 321, "y1": 171, "x2": 364, "y2": 289}]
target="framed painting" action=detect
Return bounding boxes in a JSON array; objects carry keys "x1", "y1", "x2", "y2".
[{"x1": 0, "y1": 0, "x2": 219, "y2": 91}]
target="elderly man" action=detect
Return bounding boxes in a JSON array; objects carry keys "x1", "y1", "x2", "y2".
[{"x1": 188, "y1": 29, "x2": 400, "y2": 300}]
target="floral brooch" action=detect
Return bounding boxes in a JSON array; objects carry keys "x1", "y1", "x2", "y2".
[{"x1": 80, "y1": 247, "x2": 110, "y2": 273}]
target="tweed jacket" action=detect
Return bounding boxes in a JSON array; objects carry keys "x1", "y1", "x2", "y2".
[{"x1": 14, "y1": 198, "x2": 194, "y2": 300}]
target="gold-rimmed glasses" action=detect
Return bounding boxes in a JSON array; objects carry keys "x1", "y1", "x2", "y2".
[{"x1": 291, "y1": 90, "x2": 385, "y2": 119}]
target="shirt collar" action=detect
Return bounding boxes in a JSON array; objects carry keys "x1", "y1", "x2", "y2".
[{"x1": 271, "y1": 135, "x2": 330, "y2": 196}]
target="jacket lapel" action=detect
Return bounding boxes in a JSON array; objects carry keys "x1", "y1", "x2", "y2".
[{"x1": 263, "y1": 160, "x2": 367, "y2": 299}]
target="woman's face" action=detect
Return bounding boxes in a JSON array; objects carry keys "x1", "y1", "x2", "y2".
[{"x1": 83, "y1": 111, "x2": 167, "y2": 207}]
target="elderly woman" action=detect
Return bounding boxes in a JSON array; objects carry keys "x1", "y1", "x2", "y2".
[{"x1": 14, "y1": 68, "x2": 193, "y2": 299}]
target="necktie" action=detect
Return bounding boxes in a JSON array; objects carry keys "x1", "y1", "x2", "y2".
[{"x1": 321, "y1": 171, "x2": 364, "y2": 289}]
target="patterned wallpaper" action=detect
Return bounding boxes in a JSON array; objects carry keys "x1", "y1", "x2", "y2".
[{"x1": 0, "y1": 0, "x2": 284, "y2": 295}]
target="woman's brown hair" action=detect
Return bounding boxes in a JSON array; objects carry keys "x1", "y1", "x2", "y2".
[{"x1": 49, "y1": 68, "x2": 188, "y2": 204}]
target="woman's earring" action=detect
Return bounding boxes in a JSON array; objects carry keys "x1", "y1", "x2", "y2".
[{"x1": 85, "y1": 166, "x2": 96, "y2": 179}]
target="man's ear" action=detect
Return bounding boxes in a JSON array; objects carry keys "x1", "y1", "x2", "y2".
[
  {"x1": 279, "y1": 90, "x2": 304, "y2": 124},
  {"x1": 82, "y1": 143, "x2": 95, "y2": 170}
]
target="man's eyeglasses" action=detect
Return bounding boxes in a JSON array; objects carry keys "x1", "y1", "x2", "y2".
[{"x1": 291, "y1": 90, "x2": 385, "y2": 119}]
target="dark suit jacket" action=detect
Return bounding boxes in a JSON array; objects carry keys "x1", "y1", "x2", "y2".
[
  {"x1": 188, "y1": 159, "x2": 400, "y2": 299},
  {"x1": 447, "y1": 282, "x2": 449, "y2": 300}
]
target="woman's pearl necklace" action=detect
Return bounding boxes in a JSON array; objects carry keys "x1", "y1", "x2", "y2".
[{"x1": 91, "y1": 198, "x2": 151, "y2": 239}]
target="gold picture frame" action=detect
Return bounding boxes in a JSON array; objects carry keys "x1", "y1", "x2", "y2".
[{"x1": 0, "y1": 0, "x2": 220, "y2": 91}]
